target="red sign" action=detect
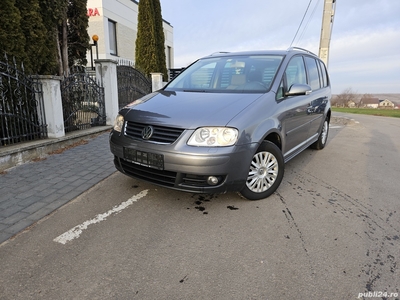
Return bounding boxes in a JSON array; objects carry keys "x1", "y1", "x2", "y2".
[{"x1": 87, "y1": 8, "x2": 100, "y2": 17}]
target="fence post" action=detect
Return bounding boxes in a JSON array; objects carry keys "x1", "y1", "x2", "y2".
[
  {"x1": 94, "y1": 59, "x2": 119, "y2": 126},
  {"x1": 36, "y1": 75, "x2": 65, "y2": 138},
  {"x1": 151, "y1": 73, "x2": 163, "y2": 92}
]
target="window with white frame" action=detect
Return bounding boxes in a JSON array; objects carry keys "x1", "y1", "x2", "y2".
[{"x1": 108, "y1": 20, "x2": 117, "y2": 55}]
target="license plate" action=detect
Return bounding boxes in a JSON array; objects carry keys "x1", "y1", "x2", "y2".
[{"x1": 124, "y1": 148, "x2": 164, "y2": 170}]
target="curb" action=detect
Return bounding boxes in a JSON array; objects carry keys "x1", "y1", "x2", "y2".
[{"x1": 0, "y1": 126, "x2": 112, "y2": 172}]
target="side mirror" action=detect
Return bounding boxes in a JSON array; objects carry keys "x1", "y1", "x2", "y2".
[{"x1": 285, "y1": 84, "x2": 312, "y2": 96}]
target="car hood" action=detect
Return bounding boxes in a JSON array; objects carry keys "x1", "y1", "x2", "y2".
[{"x1": 122, "y1": 90, "x2": 263, "y2": 128}]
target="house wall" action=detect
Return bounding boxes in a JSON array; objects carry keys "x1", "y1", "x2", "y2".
[
  {"x1": 364, "y1": 104, "x2": 379, "y2": 108},
  {"x1": 348, "y1": 101, "x2": 356, "y2": 108},
  {"x1": 86, "y1": 0, "x2": 174, "y2": 69},
  {"x1": 379, "y1": 99, "x2": 395, "y2": 108}
]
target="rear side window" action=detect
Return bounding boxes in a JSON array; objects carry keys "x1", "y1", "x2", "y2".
[
  {"x1": 304, "y1": 56, "x2": 320, "y2": 90},
  {"x1": 318, "y1": 60, "x2": 328, "y2": 87}
]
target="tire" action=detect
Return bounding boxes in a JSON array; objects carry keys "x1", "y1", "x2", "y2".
[
  {"x1": 240, "y1": 141, "x2": 284, "y2": 200},
  {"x1": 311, "y1": 117, "x2": 329, "y2": 150}
]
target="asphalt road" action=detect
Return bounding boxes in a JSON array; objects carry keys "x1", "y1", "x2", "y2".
[{"x1": 0, "y1": 113, "x2": 399, "y2": 300}]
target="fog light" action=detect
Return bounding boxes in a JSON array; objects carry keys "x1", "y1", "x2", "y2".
[{"x1": 207, "y1": 176, "x2": 219, "y2": 186}]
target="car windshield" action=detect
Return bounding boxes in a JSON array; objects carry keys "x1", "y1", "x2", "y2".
[{"x1": 165, "y1": 55, "x2": 284, "y2": 93}]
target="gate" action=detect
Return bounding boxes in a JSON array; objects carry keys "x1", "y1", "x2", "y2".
[
  {"x1": 169, "y1": 68, "x2": 185, "y2": 81},
  {"x1": 0, "y1": 55, "x2": 47, "y2": 146},
  {"x1": 117, "y1": 63, "x2": 152, "y2": 109},
  {"x1": 61, "y1": 69, "x2": 105, "y2": 133}
]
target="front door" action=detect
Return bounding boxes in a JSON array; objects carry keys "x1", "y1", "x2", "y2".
[{"x1": 280, "y1": 55, "x2": 311, "y2": 155}]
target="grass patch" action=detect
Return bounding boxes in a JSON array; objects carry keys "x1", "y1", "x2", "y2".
[{"x1": 332, "y1": 107, "x2": 400, "y2": 118}]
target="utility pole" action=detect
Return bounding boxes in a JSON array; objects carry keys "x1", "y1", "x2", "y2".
[{"x1": 319, "y1": 0, "x2": 336, "y2": 68}]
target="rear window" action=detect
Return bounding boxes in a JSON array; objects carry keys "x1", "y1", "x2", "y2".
[{"x1": 166, "y1": 55, "x2": 284, "y2": 93}]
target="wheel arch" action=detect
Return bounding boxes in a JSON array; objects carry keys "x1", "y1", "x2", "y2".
[
  {"x1": 262, "y1": 131, "x2": 282, "y2": 151},
  {"x1": 247, "y1": 116, "x2": 283, "y2": 151},
  {"x1": 326, "y1": 108, "x2": 331, "y2": 122}
]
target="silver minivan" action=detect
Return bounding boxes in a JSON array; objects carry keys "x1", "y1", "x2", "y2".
[{"x1": 110, "y1": 48, "x2": 331, "y2": 200}]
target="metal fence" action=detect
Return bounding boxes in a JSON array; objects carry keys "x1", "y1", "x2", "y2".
[
  {"x1": 117, "y1": 63, "x2": 152, "y2": 109},
  {"x1": 61, "y1": 67, "x2": 105, "y2": 133},
  {"x1": 0, "y1": 54, "x2": 47, "y2": 147},
  {"x1": 169, "y1": 68, "x2": 185, "y2": 81}
]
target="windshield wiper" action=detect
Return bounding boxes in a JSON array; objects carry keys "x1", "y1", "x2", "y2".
[{"x1": 183, "y1": 89, "x2": 209, "y2": 93}]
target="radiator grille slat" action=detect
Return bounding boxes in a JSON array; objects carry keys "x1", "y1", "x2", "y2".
[{"x1": 124, "y1": 122, "x2": 184, "y2": 144}]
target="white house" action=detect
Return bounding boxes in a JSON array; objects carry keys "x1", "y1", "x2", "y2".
[
  {"x1": 86, "y1": 0, "x2": 174, "y2": 69},
  {"x1": 379, "y1": 99, "x2": 395, "y2": 109},
  {"x1": 360, "y1": 97, "x2": 379, "y2": 109}
]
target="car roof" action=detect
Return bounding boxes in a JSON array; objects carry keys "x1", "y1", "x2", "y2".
[{"x1": 204, "y1": 47, "x2": 318, "y2": 59}]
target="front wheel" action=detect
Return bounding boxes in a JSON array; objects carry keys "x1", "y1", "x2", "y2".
[{"x1": 240, "y1": 141, "x2": 284, "y2": 200}]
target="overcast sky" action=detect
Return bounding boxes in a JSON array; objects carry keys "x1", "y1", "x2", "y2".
[{"x1": 160, "y1": 0, "x2": 400, "y2": 94}]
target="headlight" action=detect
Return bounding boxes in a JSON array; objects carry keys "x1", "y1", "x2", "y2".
[
  {"x1": 188, "y1": 127, "x2": 238, "y2": 147},
  {"x1": 113, "y1": 114, "x2": 124, "y2": 132}
]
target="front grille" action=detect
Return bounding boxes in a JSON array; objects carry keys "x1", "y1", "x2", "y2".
[
  {"x1": 118, "y1": 157, "x2": 177, "y2": 187},
  {"x1": 124, "y1": 121, "x2": 184, "y2": 144}
]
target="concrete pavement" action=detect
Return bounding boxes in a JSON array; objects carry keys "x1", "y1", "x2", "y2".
[
  {"x1": 0, "y1": 116, "x2": 354, "y2": 245},
  {"x1": 0, "y1": 130, "x2": 116, "y2": 244}
]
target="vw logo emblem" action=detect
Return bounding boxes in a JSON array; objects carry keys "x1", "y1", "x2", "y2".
[{"x1": 142, "y1": 126, "x2": 154, "y2": 140}]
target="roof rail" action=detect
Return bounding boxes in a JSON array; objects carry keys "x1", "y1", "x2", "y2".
[
  {"x1": 209, "y1": 51, "x2": 230, "y2": 56},
  {"x1": 287, "y1": 47, "x2": 317, "y2": 56}
]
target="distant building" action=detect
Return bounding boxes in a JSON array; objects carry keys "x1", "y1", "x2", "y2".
[
  {"x1": 360, "y1": 97, "x2": 379, "y2": 108},
  {"x1": 379, "y1": 99, "x2": 395, "y2": 109},
  {"x1": 347, "y1": 100, "x2": 356, "y2": 108},
  {"x1": 86, "y1": 0, "x2": 174, "y2": 69}
]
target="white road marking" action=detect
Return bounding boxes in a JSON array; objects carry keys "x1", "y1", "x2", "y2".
[
  {"x1": 329, "y1": 125, "x2": 342, "y2": 129},
  {"x1": 53, "y1": 190, "x2": 148, "y2": 245}
]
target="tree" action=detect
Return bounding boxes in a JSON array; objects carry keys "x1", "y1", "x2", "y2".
[
  {"x1": 0, "y1": 0, "x2": 26, "y2": 65},
  {"x1": 2, "y1": 0, "x2": 89, "y2": 75},
  {"x1": 15, "y1": 0, "x2": 48, "y2": 74},
  {"x1": 36, "y1": 0, "x2": 62, "y2": 75},
  {"x1": 332, "y1": 88, "x2": 358, "y2": 107},
  {"x1": 67, "y1": 0, "x2": 90, "y2": 67},
  {"x1": 36, "y1": 0, "x2": 89, "y2": 75},
  {"x1": 30, "y1": 0, "x2": 68, "y2": 75},
  {"x1": 135, "y1": 0, "x2": 168, "y2": 79}
]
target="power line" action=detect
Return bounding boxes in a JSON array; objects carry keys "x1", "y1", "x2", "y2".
[
  {"x1": 297, "y1": 0, "x2": 321, "y2": 44},
  {"x1": 290, "y1": 0, "x2": 314, "y2": 47}
]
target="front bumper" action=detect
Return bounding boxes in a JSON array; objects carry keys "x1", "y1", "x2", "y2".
[{"x1": 109, "y1": 131, "x2": 258, "y2": 194}]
